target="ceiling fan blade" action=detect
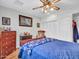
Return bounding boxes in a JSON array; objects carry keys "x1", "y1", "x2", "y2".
[
  {"x1": 40, "y1": 0, "x2": 48, "y2": 3},
  {"x1": 32, "y1": 6, "x2": 44, "y2": 10},
  {"x1": 52, "y1": 0, "x2": 61, "y2": 3},
  {"x1": 51, "y1": 5, "x2": 60, "y2": 10}
]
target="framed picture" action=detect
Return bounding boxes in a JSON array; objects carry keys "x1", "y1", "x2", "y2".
[
  {"x1": 19, "y1": 15, "x2": 32, "y2": 27},
  {"x1": 37, "y1": 23, "x2": 40, "y2": 28},
  {"x1": 2, "y1": 17, "x2": 11, "y2": 25}
]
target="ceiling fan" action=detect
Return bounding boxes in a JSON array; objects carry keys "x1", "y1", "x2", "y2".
[{"x1": 32, "y1": 0, "x2": 61, "y2": 12}]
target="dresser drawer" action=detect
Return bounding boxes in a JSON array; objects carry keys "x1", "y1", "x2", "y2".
[{"x1": 1, "y1": 48, "x2": 7, "y2": 57}]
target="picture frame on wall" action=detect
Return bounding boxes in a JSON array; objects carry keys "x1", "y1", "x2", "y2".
[
  {"x1": 2, "y1": 17, "x2": 11, "y2": 25},
  {"x1": 19, "y1": 15, "x2": 32, "y2": 27},
  {"x1": 37, "y1": 23, "x2": 40, "y2": 28}
]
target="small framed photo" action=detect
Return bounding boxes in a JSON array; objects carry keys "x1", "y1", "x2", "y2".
[
  {"x1": 19, "y1": 15, "x2": 32, "y2": 27},
  {"x1": 2, "y1": 17, "x2": 10, "y2": 25},
  {"x1": 37, "y1": 23, "x2": 40, "y2": 28}
]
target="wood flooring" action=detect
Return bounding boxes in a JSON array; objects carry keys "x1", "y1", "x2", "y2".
[{"x1": 4, "y1": 49, "x2": 19, "y2": 59}]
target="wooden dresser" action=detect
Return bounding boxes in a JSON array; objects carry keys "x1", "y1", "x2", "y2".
[{"x1": 0, "y1": 31, "x2": 16, "y2": 59}]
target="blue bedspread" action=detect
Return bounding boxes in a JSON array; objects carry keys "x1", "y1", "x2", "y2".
[{"x1": 18, "y1": 38, "x2": 79, "y2": 59}]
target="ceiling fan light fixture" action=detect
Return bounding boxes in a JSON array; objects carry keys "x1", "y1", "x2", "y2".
[
  {"x1": 46, "y1": 5, "x2": 49, "y2": 8},
  {"x1": 50, "y1": 8, "x2": 54, "y2": 11},
  {"x1": 32, "y1": 0, "x2": 61, "y2": 13},
  {"x1": 44, "y1": 10, "x2": 48, "y2": 13}
]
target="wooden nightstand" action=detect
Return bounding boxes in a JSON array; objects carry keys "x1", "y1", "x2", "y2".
[
  {"x1": 20, "y1": 35, "x2": 32, "y2": 40},
  {"x1": 20, "y1": 35, "x2": 32, "y2": 46}
]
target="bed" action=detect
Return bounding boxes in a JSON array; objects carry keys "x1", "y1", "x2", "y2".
[{"x1": 18, "y1": 37, "x2": 79, "y2": 59}]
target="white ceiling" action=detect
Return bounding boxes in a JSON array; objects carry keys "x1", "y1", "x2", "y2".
[{"x1": 0, "y1": 0, "x2": 79, "y2": 19}]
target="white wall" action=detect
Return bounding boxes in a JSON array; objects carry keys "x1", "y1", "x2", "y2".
[
  {"x1": 41, "y1": 14, "x2": 73, "y2": 42},
  {"x1": 0, "y1": 6, "x2": 40, "y2": 48}
]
